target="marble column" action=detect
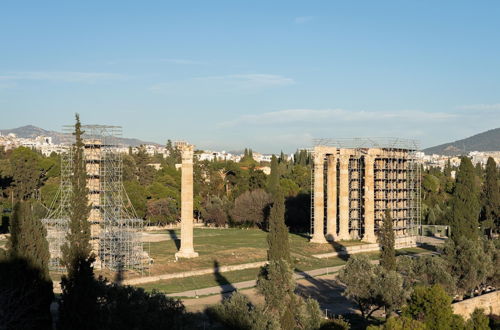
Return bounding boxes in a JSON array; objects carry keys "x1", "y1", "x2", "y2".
[
  {"x1": 175, "y1": 144, "x2": 199, "y2": 258},
  {"x1": 362, "y1": 155, "x2": 376, "y2": 243},
  {"x1": 337, "y1": 154, "x2": 350, "y2": 240},
  {"x1": 326, "y1": 154, "x2": 338, "y2": 241},
  {"x1": 311, "y1": 149, "x2": 327, "y2": 243}
]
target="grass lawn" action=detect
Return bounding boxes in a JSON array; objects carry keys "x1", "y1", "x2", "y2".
[{"x1": 138, "y1": 228, "x2": 365, "y2": 278}]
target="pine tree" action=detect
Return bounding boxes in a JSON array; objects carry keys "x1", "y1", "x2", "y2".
[
  {"x1": 59, "y1": 114, "x2": 100, "y2": 330},
  {"x1": 267, "y1": 155, "x2": 280, "y2": 197},
  {"x1": 446, "y1": 157, "x2": 481, "y2": 241},
  {"x1": 480, "y1": 157, "x2": 500, "y2": 235},
  {"x1": 378, "y1": 209, "x2": 396, "y2": 271}
]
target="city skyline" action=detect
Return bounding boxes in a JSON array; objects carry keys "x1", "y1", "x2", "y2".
[{"x1": 1, "y1": 1, "x2": 500, "y2": 153}]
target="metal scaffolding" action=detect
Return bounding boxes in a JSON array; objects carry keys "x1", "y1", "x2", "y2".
[
  {"x1": 42, "y1": 125, "x2": 147, "y2": 272},
  {"x1": 310, "y1": 138, "x2": 421, "y2": 240}
]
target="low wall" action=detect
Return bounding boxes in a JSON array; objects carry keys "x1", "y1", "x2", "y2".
[
  {"x1": 313, "y1": 236, "x2": 417, "y2": 259},
  {"x1": 452, "y1": 291, "x2": 499, "y2": 319},
  {"x1": 123, "y1": 261, "x2": 267, "y2": 286}
]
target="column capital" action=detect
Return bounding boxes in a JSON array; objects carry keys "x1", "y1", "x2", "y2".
[{"x1": 313, "y1": 151, "x2": 325, "y2": 166}]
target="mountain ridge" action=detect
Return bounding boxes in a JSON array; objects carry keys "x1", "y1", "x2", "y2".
[
  {"x1": 423, "y1": 128, "x2": 500, "y2": 155},
  {"x1": 0, "y1": 125, "x2": 161, "y2": 147}
]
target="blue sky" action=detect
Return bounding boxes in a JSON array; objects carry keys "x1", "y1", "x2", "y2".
[{"x1": 1, "y1": 1, "x2": 499, "y2": 153}]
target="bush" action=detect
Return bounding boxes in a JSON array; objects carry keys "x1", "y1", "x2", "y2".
[{"x1": 229, "y1": 189, "x2": 271, "y2": 228}]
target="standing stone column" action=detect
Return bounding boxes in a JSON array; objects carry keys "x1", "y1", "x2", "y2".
[
  {"x1": 338, "y1": 154, "x2": 350, "y2": 240},
  {"x1": 311, "y1": 149, "x2": 327, "y2": 243},
  {"x1": 362, "y1": 155, "x2": 376, "y2": 243},
  {"x1": 175, "y1": 144, "x2": 199, "y2": 258},
  {"x1": 326, "y1": 154, "x2": 338, "y2": 241}
]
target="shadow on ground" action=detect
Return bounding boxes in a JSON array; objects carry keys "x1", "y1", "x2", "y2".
[
  {"x1": 213, "y1": 260, "x2": 237, "y2": 294},
  {"x1": 167, "y1": 229, "x2": 180, "y2": 250}
]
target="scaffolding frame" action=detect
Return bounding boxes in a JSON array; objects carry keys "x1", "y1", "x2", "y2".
[
  {"x1": 42, "y1": 125, "x2": 147, "y2": 272},
  {"x1": 310, "y1": 138, "x2": 421, "y2": 240}
]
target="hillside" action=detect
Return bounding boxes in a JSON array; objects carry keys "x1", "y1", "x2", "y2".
[
  {"x1": 424, "y1": 128, "x2": 500, "y2": 155},
  {"x1": 0, "y1": 125, "x2": 160, "y2": 147}
]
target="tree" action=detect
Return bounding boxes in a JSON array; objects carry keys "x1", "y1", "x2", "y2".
[
  {"x1": 266, "y1": 191, "x2": 290, "y2": 263},
  {"x1": 257, "y1": 192, "x2": 322, "y2": 329},
  {"x1": 366, "y1": 316, "x2": 426, "y2": 330},
  {"x1": 397, "y1": 255, "x2": 456, "y2": 295},
  {"x1": 466, "y1": 308, "x2": 490, "y2": 330},
  {"x1": 480, "y1": 157, "x2": 500, "y2": 235},
  {"x1": 207, "y1": 292, "x2": 278, "y2": 330},
  {"x1": 443, "y1": 237, "x2": 494, "y2": 297},
  {"x1": 0, "y1": 258, "x2": 53, "y2": 329},
  {"x1": 59, "y1": 114, "x2": 100, "y2": 330},
  {"x1": 403, "y1": 285, "x2": 456, "y2": 330},
  {"x1": 379, "y1": 209, "x2": 396, "y2": 271},
  {"x1": 337, "y1": 255, "x2": 406, "y2": 319},
  {"x1": 229, "y1": 189, "x2": 272, "y2": 227},
  {"x1": 10, "y1": 147, "x2": 41, "y2": 200},
  {"x1": 268, "y1": 155, "x2": 280, "y2": 196},
  {"x1": 446, "y1": 157, "x2": 481, "y2": 241},
  {"x1": 201, "y1": 196, "x2": 228, "y2": 227}
]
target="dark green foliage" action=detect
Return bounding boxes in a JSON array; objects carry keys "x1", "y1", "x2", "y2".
[
  {"x1": 134, "y1": 145, "x2": 155, "y2": 185},
  {"x1": 337, "y1": 255, "x2": 406, "y2": 319},
  {"x1": 8, "y1": 200, "x2": 51, "y2": 280},
  {"x1": 320, "y1": 317, "x2": 351, "y2": 330},
  {"x1": 443, "y1": 237, "x2": 494, "y2": 296},
  {"x1": 10, "y1": 147, "x2": 42, "y2": 200},
  {"x1": 257, "y1": 191, "x2": 322, "y2": 329},
  {"x1": 201, "y1": 196, "x2": 228, "y2": 227},
  {"x1": 207, "y1": 292, "x2": 278, "y2": 330},
  {"x1": 249, "y1": 167, "x2": 267, "y2": 190},
  {"x1": 403, "y1": 285, "x2": 455, "y2": 330},
  {"x1": 61, "y1": 114, "x2": 92, "y2": 270},
  {"x1": 59, "y1": 257, "x2": 101, "y2": 330},
  {"x1": 268, "y1": 155, "x2": 280, "y2": 196},
  {"x1": 397, "y1": 255, "x2": 456, "y2": 294},
  {"x1": 59, "y1": 114, "x2": 97, "y2": 330},
  {"x1": 98, "y1": 284, "x2": 186, "y2": 330},
  {"x1": 379, "y1": 209, "x2": 396, "y2": 271},
  {"x1": 480, "y1": 157, "x2": 500, "y2": 234},
  {"x1": 267, "y1": 192, "x2": 290, "y2": 263},
  {"x1": 447, "y1": 157, "x2": 481, "y2": 241},
  {"x1": 366, "y1": 316, "x2": 426, "y2": 330},
  {"x1": 467, "y1": 308, "x2": 490, "y2": 330},
  {"x1": 0, "y1": 258, "x2": 53, "y2": 329}
]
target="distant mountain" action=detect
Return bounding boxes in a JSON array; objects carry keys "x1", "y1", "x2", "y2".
[
  {"x1": 424, "y1": 128, "x2": 500, "y2": 155},
  {"x1": 0, "y1": 125, "x2": 160, "y2": 147}
]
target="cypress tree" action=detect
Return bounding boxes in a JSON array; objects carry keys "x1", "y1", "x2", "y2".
[
  {"x1": 61, "y1": 113, "x2": 92, "y2": 268},
  {"x1": 378, "y1": 209, "x2": 396, "y2": 271},
  {"x1": 268, "y1": 155, "x2": 280, "y2": 196},
  {"x1": 2, "y1": 200, "x2": 53, "y2": 329},
  {"x1": 267, "y1": 191, "x2": 290, "y2": 264},
  {"x1": 257, "y1": 192, "x2": 322, "y2": 329},
  {"x1": 446, "y1": 157, "x2": 481, "y2": 241},
  {"x1": 480, "y1": 157, "x2": 500, "y2": 235},
  {"x1": 59, "y1": 114, "x2": 100, "y2": 330},
  {"x1": 8, "y1": 200, "x2": 51, "y2": 279}
]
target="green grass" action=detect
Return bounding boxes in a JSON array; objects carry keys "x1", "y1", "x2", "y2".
[
  {"x1": 141, "y1": 228, "x2": 353, "y2": 277},
  {"x1": 141, "y1": 267, "x2": 262, "y2": 294}
]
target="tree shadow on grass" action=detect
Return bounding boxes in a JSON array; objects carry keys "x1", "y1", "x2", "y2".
[
  {"x1": 294, "y1": 273, "x2": 356, "y2": 316},
  {"x1": 213, "y1": 260, "x2": 237, "y2": 294},
  {"x1": 328, "y1": 241, "x2": 350, "y2": 261},
  {"x1": 167, "y1": 229, "x2": 180, "y2": 251}
]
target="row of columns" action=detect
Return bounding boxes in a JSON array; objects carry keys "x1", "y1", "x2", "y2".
[{"x1": 311, "y1": 148, "x2": 377, "y2": 243}]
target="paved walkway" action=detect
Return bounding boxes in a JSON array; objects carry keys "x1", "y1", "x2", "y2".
[{"x1": 167, "y1": 263, "x2": 372, "y2": 298}]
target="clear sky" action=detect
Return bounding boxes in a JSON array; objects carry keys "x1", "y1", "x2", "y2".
[{"x1": 1, "y1": 1, "x2": 499, "y2": 153}]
